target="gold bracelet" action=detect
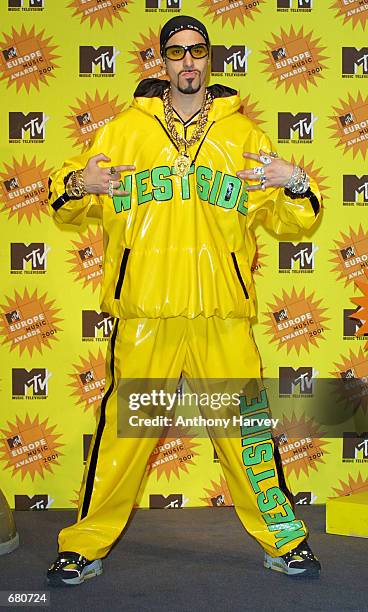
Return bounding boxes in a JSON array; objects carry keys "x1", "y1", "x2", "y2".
[{"x1": 65, "y1": 169, "x2": 87, "y2": 198}]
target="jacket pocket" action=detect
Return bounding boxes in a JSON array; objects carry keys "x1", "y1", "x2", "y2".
[
  {"x1": 114, "y1": 248, "x2": 131, "y2": 300},
  {"x1": 231, "y1": 252, "x2": 249, "y2": 300}
]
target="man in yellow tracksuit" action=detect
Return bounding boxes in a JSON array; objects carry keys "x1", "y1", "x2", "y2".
[{"x1": 47, "y1": 16, "x2": 322, "y2": 586}]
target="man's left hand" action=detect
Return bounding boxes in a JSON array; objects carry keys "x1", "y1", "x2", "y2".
[{"x1": 236, "y1": 149, "x2": 294, "y2": 191}]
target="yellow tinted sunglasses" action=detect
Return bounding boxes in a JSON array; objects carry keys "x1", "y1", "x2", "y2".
[{"x1": 164, "y1": 43, "x2": 209, "y2": 61}]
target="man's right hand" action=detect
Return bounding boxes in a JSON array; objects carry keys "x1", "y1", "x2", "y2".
[{"x1": 82, "y1": 153, "x2": 136, "y2": 196}]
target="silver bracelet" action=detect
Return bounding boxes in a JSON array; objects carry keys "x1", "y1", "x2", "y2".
[{"x1": 285, "y1": 165, "x2": 310, "y2": 194}]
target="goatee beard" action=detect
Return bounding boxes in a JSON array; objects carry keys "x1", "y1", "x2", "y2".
[{"x1": 177, "y1": 80, "x2": 201, "y2": 95}]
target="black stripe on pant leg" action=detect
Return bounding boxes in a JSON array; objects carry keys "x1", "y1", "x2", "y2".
[
  {"x1": 80, "y1": 319, "x2": 119, "y2": 520},
  {"x1": 272, "y1": 436, "x2": 295, "y2": 510}
]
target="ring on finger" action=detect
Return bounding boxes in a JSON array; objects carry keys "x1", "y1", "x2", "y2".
[
  {"x1": 108, "y1": 179, "x2": 114, "y2": 198},
  {"x1": 254, "y1": 166, "x2": 265, "y2": 176},
  {"x1": 109, "y1": 166, "x2": 116, "y2": 176},
  {"x1": 260, "y1": 154, "x2": 272, "y2": 165},
  {"x1": 260, "y1": 176, "x2": 267, "y2": 190}
]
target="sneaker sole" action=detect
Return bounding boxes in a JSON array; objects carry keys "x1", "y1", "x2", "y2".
[
  {"x1": 47, "y1": 559, "x2": 103, "y2": 587},
  {"x1": 264, "y1": 557, "x2": 320, "y2": 578}
]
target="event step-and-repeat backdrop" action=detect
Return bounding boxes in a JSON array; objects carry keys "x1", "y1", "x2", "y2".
[{"x1": 1, "y1": 0, "x2": 368, "y2": 512}]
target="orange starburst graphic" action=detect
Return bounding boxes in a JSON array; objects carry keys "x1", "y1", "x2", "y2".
[
  {"x1": 147, "y1": 427, "x2": 200, "y2": 481},
  {"x1": 331, "y1": 348, "x2": 368, "y2": 414},
  {"x1": 261, "y1": 26, "x2": 328, "y2": 93},
  {"x1": 350, "y1": 279, "x2": 368, "y2": 349},
  {"x1": 329, "y1": 93, "x2": 368, "y2": 159},
  {"x1": 69, "y1": 349, "x2": 106, "y2": 414},
  {"x1": 67, "y1": 226, "x2": 103, "y2": 292},
  {"x1": 276, "y1": 413, "x2": 329, "y2": 478},
  {"x1": 0, "y1": 414, "x2": 64, "y2": 481},
  {"x1": 67, "y1": 0, "x2": 129, "y2": 28},
  {"x1": 0, "y1": 156, "x2": 52, "y2": 223},
  {"x1": 332, "y1": 472, "x2": 368, "y2": 497},
  {"x1": 0, "y1": 25, "x2": 59, "y2": 92},
  {"x1": 199, "y1": 0, "x2": 264, "y2": 27},
  {"x1": 330, "y1": 226, "x2": 368, "y2": 287},
  {"x1": 0, "y1": 288, "x2": 63, "y2": 356},
  {"x1": 290, "y1": 155, "x2": 329, "y2": 202},
  {"x1": 65, "y1": 91, "x2": 125, "y2": 151},
  {"x1": 330, "y1": 0, "x2": 368, "y2": 30},
  {"x1": 239, "y1": 95, "x2": 265, "y2": 128},
  {"x1": 201, "y1": 475, "x2": 233, "y2": 507},
  {"x1": 129, "y1": 29, "x2": 166, "y2": 82},
  {"x1": 263, "y1": 287, "x2": 329, "y2": 354}
]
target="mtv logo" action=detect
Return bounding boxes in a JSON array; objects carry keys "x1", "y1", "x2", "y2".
[
  {"x1": 343, "y1": 175, "x2": 368, "y2": 203},
  {"x1": 342, "y1": 47, "x2": 368, "y2": 75},
  {"x1": 76, "y1": 112, "x2": 91, "y2": 127},
  {"x1": 78, "y1": 246, "x2": 94, "y2": 261},
  {"x1": 278, "y1": 112, "x2": 317, "y2": 140},
  {"x1": 4, "y1": 177, "x2": 19, "y2": 191},
  {"x1": 272, "y1": 48, "x2": 287, "y2": 61},
  {"x1": 140, "y1": 48, "x2": 155, "y2": 61},
  {"x1": 82, "y1": 311, "x2": 114, "y2": 338},
  {"x1": 343, "y1": 432, "x2": 368, "y2": 459},
  {"x1": 277, "y1": 0, "x2": 312, "y2": 6},
  {"x1": 279, "y1": 242, "x2": 317, "y2": 270},
  {"x1": 279, "y1": 367, "x2": 317, "y2": 395},
  {"x1": 7, "y1": 435, "x2": 22, "y2": 449},
  {"x1": 339, "y1": 113, "x2": 354, "y2": 127},
  {"x1": 211, "y1": 494, "x2": 226, "y2": 507},
  {"x1": 276, "y1": 432, "x2": 288, "y2": 445},
  {"x1": 14, "y1": 494, "x2": 53, "y2": 510},
  {"x1": 5, "y1": 310, "x2": 21, "y2": 324},
  {"x1": 3, "y1": 46, "x2": 17, "y2": 60},
  {"x1": 211, "y1": 45, "x2": 251, "y2": 74},
  {"x1": 80, "y1": 370, "x2": 95, "y2": 385},
  {"x1": 9, "y1": 112, "x2": 49, "y2": 140},
  {"x1": 343, "y1": 308, "x2": 363, "y2": 337},
  {"x1": 79, "y1": 46, "x2": 119, "y2": 74},
  {"x1": 340, "y1": 246, "x2": 355, "y2": 260},
  {"x1": 294, "y1": 491, "x2": 316, "y2": 505},
  {"x1": 11, "y1": 242, "x2": 49, "y2": 271},
  {"x1": 340, "y1": 368, "x2": 356, "y2": 380},
  {"x1": 149, "y1": 494, "x2": 185, "y2": 508},
  {"x1": 12, "y1": 368, "x2": 51, "y2": 396},
  {"x1": 273, "y1": 308, "x2": 288, "y2": 323}
]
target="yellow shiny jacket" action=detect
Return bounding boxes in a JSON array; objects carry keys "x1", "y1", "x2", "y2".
[{"x1": 49, "y1": 79, "x2": 322, "y2": 320}]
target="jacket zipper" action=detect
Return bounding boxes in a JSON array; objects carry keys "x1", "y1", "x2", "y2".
[
  {"x1": 114, "y1": 248, "x2": 130, "y2": 300},
  {"x1": 231, "y1": 252, "x2": 249, "y2": 300}
]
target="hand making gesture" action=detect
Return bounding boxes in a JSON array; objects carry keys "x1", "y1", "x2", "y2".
[{"x1": 236, "y1": 149, "x2": 295, "y2": 192}]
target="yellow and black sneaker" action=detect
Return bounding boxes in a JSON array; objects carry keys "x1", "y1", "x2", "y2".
[
  {"x1": 46, "y1": 551, "x2": 103, "y2": 587},
  {"x1": 264, "y1": 541, "x2": 321, "y2": 578}
]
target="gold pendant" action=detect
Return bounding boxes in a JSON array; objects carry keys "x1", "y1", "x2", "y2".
[{"x1": 173, "y1": 153, "x2": 191, "y2": 177}]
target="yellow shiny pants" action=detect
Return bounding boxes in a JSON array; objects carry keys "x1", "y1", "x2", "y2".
[{"x1": 58, "y1": 316, "x2": 308, "y2": 559}]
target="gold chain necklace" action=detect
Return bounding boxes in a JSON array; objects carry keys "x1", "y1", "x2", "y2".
[{"x1": 163, "y1": 86, "x2": 213, "y2": 177}]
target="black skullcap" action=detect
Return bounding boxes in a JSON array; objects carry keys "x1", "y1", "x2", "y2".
[{"x1": 160, "y1": 15, "x2": 210, "y2": 57}]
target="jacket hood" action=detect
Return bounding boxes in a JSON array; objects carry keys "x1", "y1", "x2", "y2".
[{"x1": 131, "y1": 78, "x2": 241, "y2": 122}]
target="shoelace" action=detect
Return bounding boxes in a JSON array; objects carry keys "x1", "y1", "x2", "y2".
[
  {"x1": 283, "y1": 545, "x2": 315, "y2": 563},
  {"x1": 53, "y1": 554, "x2": 88, "y2": 570}
]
